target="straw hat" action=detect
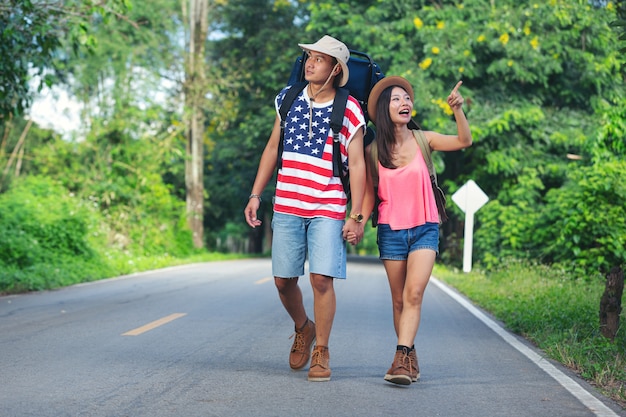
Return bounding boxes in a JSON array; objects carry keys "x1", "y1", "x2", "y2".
[
  {"x1": 298, "y1": 35, "x2": 350, "y2": 87},
  {"x1": 367, "y1": 76, "x2": 414, "y2": 124}
]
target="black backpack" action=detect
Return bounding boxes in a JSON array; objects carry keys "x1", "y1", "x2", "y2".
[{"x1": 277, "y1": 50, "x2": 385, "y2": 200}]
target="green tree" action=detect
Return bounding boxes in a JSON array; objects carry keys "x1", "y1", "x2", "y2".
[
  {"x1": 612, "y1": 0, "x2": 626, "y2": 52},
  {"x1": 202, "y1": 0, "x2": 309, "y2": 252},
  {"x1": 0, "y1": 0, "x2": 132, "y2": 120},
  {"x1": 10, "y1": 0, "x2": 197, "y2": 256}
]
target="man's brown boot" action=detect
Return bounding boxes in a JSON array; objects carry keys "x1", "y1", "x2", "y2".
[
  {"x1": 384, "y1": 347, "x2": 412, "y2": 385},
  {"x1": 289, "y1": 319, "x2": 316, "y2": 370},
  {"x1": 308, "y1": 345, "x2": 331, "y2": 381}
]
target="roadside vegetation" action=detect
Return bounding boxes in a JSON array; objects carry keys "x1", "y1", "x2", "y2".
[
  {"x1": 434, "y1": 261, "x2": 626, "y2": 408},
  {"x1": 0, "y1": 176, "x2": 245, "y2": 294}
]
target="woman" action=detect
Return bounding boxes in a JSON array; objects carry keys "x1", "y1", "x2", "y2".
[{"x1": 363, "y1": 76, "x2": 472, "y2": 385}]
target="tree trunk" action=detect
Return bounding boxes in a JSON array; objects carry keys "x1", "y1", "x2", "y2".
[
  {"x1": 1, "y1": 118, "x2": 31, "y2": 186},
  {"x1": 183, "y1": 0, "x2": 208, "y2": 248},
  {"x1": 599, "y1": 266, "x2": 624, "y2": 342}
]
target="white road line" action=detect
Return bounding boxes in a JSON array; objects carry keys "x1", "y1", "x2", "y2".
[{"x1": 431, "y1": 277, "x2": 619, "y2": 417}]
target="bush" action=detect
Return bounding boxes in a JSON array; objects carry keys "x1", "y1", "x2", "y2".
[
  {"x1": 538, "y1": 160, "x2": 626, "y2": 276},
  {"x1": 0, "y1": 177, "x2": 97, "y2": 266},
  {"x1": 0, "y1": 176, "x2": 110, "y2": 292}
]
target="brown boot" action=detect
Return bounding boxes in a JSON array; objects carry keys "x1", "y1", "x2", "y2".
[
  {"x1": 308, "y1": 345, "x2": 331, "y2": 381},
  {"x1": 409, "y1": 349, "x2": 420, "y2": 382},
  {"x1": 384, "y1": 348, "x2": 412, "y2": 385},
  {"x1": 289, "y1": 319, "x2": 316, "y2": 370}
]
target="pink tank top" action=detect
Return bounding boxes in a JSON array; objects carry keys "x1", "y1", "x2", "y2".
[{"x1": 377, "y1": 146, "x2": 439, "y2": 230}]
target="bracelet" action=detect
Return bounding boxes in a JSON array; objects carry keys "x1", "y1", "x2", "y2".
[{"x1": 249, "y1": 194, "x2": 262, "y2": 203}]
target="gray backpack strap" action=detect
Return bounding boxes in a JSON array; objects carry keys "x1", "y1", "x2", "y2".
[
  {"x1": 412, "y1": 129, "x2": 434, "y2": 181},
  {"x1": 413, "y1": 129, "x2": 448, "y2": 222}
]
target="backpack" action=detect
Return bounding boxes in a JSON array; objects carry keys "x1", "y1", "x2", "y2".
[
  {"x1": 369, "y1": 129, "x2": 449, "y2": 226},
  {"x1": 278, "y1": 50, "x2": 385, "y2": 201}
]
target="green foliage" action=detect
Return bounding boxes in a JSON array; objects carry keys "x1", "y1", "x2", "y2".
[
  {"x1": 0, "y1": 0, "x2": 131, "y2": 119},
  {"x1": 612, "y1": 0, "x2": 626, "y2": 53},
  {"x1": 28, "y1": 118, "x2": 193, "y2": 258},
  {"x1": 0, "y1": 176, "x2": 92, "y2": 263},
  {"x1": 539, "y1": 160, "x2": 626, "y2": 276},
  {"x1": 0, "y1": 176, "x2": 112, "y2": 292},
  {"x1": 475, "y1": 96, "x2": 626, "y2": 276},
  {"x1": 591, "y1": 97, "x2": 626, "y2": 160},
  {"x1": 0, "y1": 175, "x2": 214, "y2": 294},
  {"x1": 0, "y1": 1, "x2": 61, "y2": 117}
]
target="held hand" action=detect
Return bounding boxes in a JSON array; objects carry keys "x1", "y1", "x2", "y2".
[
  {"x1": 345, "y1": 231, "x2": 360, "y2": 246},
  {"x1": 244, "y1": 200, "x2": 262, "y2": 228},
  {"x1": 447, "y1": 81, "x2": 464, "y2": 111},
  {"x1": 342, "y1": 221, "x2": 364, "y2": 246}
]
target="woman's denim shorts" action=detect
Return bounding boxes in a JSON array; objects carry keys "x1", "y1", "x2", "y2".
[
  {"x1": 377, "y1": 222, "x2": 439, "y2": 261},
  {"x1": 271, "y1": 212, "x2": 346, "y2": 279}
]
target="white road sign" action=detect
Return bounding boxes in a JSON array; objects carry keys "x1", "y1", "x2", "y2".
[
  {"x1": 451, "y1": 179, "x2": 489, "y2": 214},
  {"x1": 451, "y1": 180, "x2": 489, "y2": 273}
]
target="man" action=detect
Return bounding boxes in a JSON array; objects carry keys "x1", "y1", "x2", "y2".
[{"x1": 244, "y1": 35, "x2": 366, "y2": 381}]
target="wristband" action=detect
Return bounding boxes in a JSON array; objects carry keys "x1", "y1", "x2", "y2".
[{"x1": 249, "y1": 194, "x2": 262, "y2": 203}]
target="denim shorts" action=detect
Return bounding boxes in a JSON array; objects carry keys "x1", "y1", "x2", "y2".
[
  {"x1": 271, "y1": 212, "x2": 347, "y2": 279},
  {"x1": 377, "y1": 222, "x2": 439, "y2": 261}
]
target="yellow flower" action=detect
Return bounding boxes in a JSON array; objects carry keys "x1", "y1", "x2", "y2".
[
  {"x1": 500, "y1": 33, "x2": 510, "y2": 45},
  {"x1": 432, "y1": 46, "x2": 440, "y2": 55},
  {"x1": 414, "y1": 17, "x2": 424, "y2": 29},
  {"x1": 463, "y1": 50, "x2": 470, "y2": 57},
  {"x1": 436, "y1": 21, "x2": 445, "y2": 29},
  {"x1": 459, "y1": 67, "x2": 465, "y2": 73},
  {"x1": 530, "y1": 36, "x2": 539, "y2": 50},
  {"x1": 607, "y1": 1, "x2": 614, "y2": 11},
  {"x1": 433, "y1": 98, "x2": 454, "y2": 116},
  {"x1": 477, "y1": 35, "x2": 486, "y2": 43},
  {"x1": 507, "y1": 60, "x2": 514, "y2": 67},
  {"x1": 419, "y1": 58, "x2": 433, "y2": 70},
  {"x1": 523, "y1": 25, "x2": 531, "y2": 36}
]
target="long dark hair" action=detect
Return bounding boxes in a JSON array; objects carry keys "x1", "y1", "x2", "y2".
[{"x1": 375, "y1": 86, "x2": 400, "y2": 169}]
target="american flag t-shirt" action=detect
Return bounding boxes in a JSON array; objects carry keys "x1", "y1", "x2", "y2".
[{"x1": 273, "y1": 85, "x2": 365, "y2": 220}]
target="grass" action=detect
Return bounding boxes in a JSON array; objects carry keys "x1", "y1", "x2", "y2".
[
  {"x1": 434, "y1": 259, "x2": 626, "y2": 409},
  {"x1": 0, "y1": 251, "x2": 249, "y2": 295}
]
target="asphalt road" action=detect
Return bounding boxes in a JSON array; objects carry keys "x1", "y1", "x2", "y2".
[{"x1": 0, "y1": 258, "x2": 624, "y2": 417}]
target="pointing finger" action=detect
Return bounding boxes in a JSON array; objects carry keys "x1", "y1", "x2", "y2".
[{"x1": 450, "y1": 80, "x2": 463, "y2": 96}]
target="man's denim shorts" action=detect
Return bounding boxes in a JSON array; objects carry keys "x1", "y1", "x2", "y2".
[
  {"x1": 377, "y1": 222, "x2": 439, "y2": 261},
  {"x1": 271, "y1": 212, "x2": 346, "y2": 279}
]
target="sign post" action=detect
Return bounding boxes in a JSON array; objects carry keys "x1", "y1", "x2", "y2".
[{"x1": 451, "y1": 180, "x2": 489, "y2": 273}]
